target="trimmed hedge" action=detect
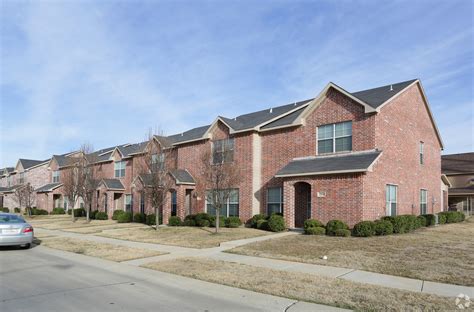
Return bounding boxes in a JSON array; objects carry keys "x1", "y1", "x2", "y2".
[
  {"x1": 225, "y1": 216, "x2": 242, "y2": 228},
  {"x1": 168, "y1": 216, "x2": 182, "y2": 226},
  {"x1": 112, "y1": 210, "x2": 125, "y2": 220},
  {"x1": 14, "y1": 208, "x2": 20, "y2": 213},
  {"x1": 256, "y1": 219, "x2": 268, "y2": 230},
  {"x1": 335, "y1": 229, "x2": 351, "y2": 237},
  {"x1": 383, "y1": 215, "x2": 418, "y2": 234},
  {"x1": 439, "y1": 211, "x2": 465, "y2": 223},
  {"x1": 133, "y1": 213, "x2": 146, "y2": 223},
  {"x1": 146, "y1": 213, "x2": 162, "y2": 226},
  {"x1": 195, "y1": 213, "x2": 212, "y2": 227},
  {"x1": 268, "y1": 214, "x2": 285, "y2": 232},
  {"x1": 437, "y1": 212, "x2": 447, "y2": 224},
  {"x1": 51, "y1": 208, "x2": 65, "y2": 215},
  {"x1": 305, "y1": 226, "x2": 326, "y2": 235},
  {"x1": 31, "y1": 208, "x2": 48, "y2": 215},
  {"x1": 326, "y1": 220, "x2": 349, "y2": 236},
  {"x1": 304, "y1": 219, "x2": 324, "y2": 235},
  {"x1": 352, "y1": 221, "x2": 376, "y2": 237},
  {"x1": 421, "y1": 214, "x2": 436, "y2": 226},
  {"x1": 117, "y1": 212, "x2": 132, "y2": 223},
  {"x1": 89, "y1": 210, "x2": 98, "y2": 220},
  {"x1": 249, "y1": 214, "x2": 266, "y2": 228},
  {"x1": 2, "y1": 207, "x2": 10, "y2": 213},
  {"x1": 210, "y1": 215, "x2": 226, "y2": 228},
  {"x1": 95, "y1": 212, "x2": 108, "y2": 220},
  {"x1": 374, "y1": 220, "x2": 393, "y2": 235},
  {"x1": 417, "y1": 215, "x2": 427, "y2": 227}
]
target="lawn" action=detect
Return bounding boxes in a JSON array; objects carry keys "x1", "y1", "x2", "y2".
[
  {"x1": 97, "y1": 226, "x2": 270, "y2": 248},
  {"x1": 39, "y1": 237, "x2": 166, "y2": 262},
  {"x1": 142, "y1": 257, "x2": 454, "y2": 312},
  {"x1": 27, "y1": 216, "x2": 148, "y2": 233},
  {"x1": 229, "y1": 218, "x2": 474, "y2": 286}
]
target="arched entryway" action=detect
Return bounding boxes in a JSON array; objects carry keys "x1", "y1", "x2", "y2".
[{"x1": 294, "y1": 182, "x2": 311, "y2": 228}]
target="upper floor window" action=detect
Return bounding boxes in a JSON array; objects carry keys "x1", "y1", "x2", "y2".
[
  {"x1": 419, "y1": 142, "x2": 424, "y2": 165},
  {"x1": 385, "y1": 184, "x2": 397, "y2": 216},
  {"x1": 19, "y1": 172, "x2": 25, "y2": 184},
  {"x1": 52, "y1": 170, "x2": 60, "y2": 183},
  {"x1": 317, "y1": 121, "x2": 352, "y2": 154},
  {"x1": 212, "y1": 138, "x2": 234, "y2": 164},
  {"x1": 267, "y1": 187, "x2": 283, "y2": 215},
  {"x1": 7, "y1": 176, "x2": 12, "y2": 187},
  {"x1": 114, "y1": 161, "x2": 126, "y2": 178},
  {"x1": 420, "y1": 189, "x2": 427, "y2": 215},
  {"x1": 151, "y1": 153, "x2": 165, "y2": 170}
]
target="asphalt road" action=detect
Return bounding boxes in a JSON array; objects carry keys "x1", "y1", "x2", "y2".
[{"x1": 0, "y1": 245, "x2": 338, "y2": 312}]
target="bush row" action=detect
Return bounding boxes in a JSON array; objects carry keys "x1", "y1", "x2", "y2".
[
  {"x1": 248, "y1": 213, "x2": 286, "y2": 232},
  {"x1": 181, "y1": 213, "x2": 243, "y2": 228},
  {"x1": 304, "y1": 211, "x2": 466, "y2": 237}
]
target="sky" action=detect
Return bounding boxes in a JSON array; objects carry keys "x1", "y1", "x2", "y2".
[{"x1": 1, "y1": 0, "x2": 473, "y2": 167}]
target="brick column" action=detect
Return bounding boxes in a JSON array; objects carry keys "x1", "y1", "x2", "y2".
[
  {"x1": 162, "y1": 192, "x2": 171, "y2": 225},
  {"x1": 176, "y1": 186, "x2": 186, "y2": 221},
  {"x1": 283, "y1": 180, "x2": 295, "y2": 228}
]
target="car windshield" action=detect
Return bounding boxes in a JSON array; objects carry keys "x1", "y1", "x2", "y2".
[{"x1": 0, "y1": 215, "x2": 26, "y2": 224}]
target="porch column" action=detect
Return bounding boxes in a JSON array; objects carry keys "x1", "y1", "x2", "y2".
[
  {"x1": 283, "y1": 180, "x2": 295, "y2": 228},
  {"x1": 176, "y1": 186, "x2": 186, "y2": 221},
  {"x1": 162, "y1": 192, "x2": 171, "y2": 225}
]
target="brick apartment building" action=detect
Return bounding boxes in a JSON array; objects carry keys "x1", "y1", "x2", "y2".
[{"x1": 0, "y1": 79, "x2": 444, "y2": 227}]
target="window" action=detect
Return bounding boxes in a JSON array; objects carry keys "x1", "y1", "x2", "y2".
[
  {"x1": 140, "y1": 193, "x2": 145, "y2": 214},
  {"x1": 385, "y1": 184, "x2": 397, "y2": 216},
  {"x1": 7, "y1": 175, "x2": 12, "y2": 187},
  {"x1": 420, "y1": 189, "x2": 427, "y2": 215},
  {"x1": 114, "y1": 161, "x2": 126, "y2": 178},
  {"x1": 267, "y1": 187, "x2": 283, "y2": 215},
  {"x1": 152, "y1": 153, "x2": 165, "y2": 170},
  {"x1": 212, "y1": 138, "x2": 234, "y2": 164},
  {"x1": 52, "y1": 170, "x2": 60, "y2": 183},
  {"x1": 63, "y1": 196, "x2": 69, "y2": 210},
  {"x1": 419, "y1": 142, "x2": 424, "y2": 165},
  {"x1": 206, "y1": 189, "x2": 239, "y2": 217},
  {"x1": 317, "y1": 121, "x2": 352, "y2": 154},
  {"x1": 125, "y1": 195, "x2": 132, "y2": 213},
  {"x1": 171, "y1": 191, "x2": 177, "y2": 216},
  {"x1": 19, "y1": 172, "x2": 25, "y2": 184}
]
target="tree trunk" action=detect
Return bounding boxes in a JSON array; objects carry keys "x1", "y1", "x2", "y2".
[
  {"x1": 215, "y1": 208, "x2": 219, "y2": 233},
  {"x1": 155, "y1": 206, "x2": 159, "y2": 230},
  {"x1": 86, "y1": 205, "x2": 90, "y2": 223},
  {"x1": 71, "y1": 200, "x2": 76, "y2": 223}
]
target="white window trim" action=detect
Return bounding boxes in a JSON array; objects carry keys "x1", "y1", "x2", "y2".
[
  {"x1": 386, "y1": 184, "x2": 398, "y2": 216},
  {"x1": 212, "y1": 138, "x2": 234, "y2": 164},
  {"x1": 205, "y1": 189, "x2": 239, "y2": 217},
  {"x1": 114, "y1": 161, "x2": 126, "y2": 178},
  {"x1": 317, "y1": 121, "x2": 352, "y2": 155},
  {"x1": 420, "y1": 189, "x2": 428, "y2": 214},
  {"x1": 267, "y1": 187, "x2": 283, "y2": 214}
]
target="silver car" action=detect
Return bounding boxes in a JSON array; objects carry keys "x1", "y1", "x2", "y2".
[{"x1": 0, "y1": 213, "x2": 34, "y2": 249}]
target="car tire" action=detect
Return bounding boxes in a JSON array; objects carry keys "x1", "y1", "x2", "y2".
[{"x1": 21, "y1": 243, "x2": 31, "y2": 249}]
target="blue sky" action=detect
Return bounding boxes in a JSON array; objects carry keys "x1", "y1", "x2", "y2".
[{"x1": 1, "y1": 0, "x2": 473, "y2": 167}]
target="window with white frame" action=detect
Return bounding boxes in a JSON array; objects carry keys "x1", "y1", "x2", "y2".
[
  {"x1": 419, "y1": 142, "x2": 424, "y2": 165},
  {"x1": 125, "y1": 194, "x2": 132, "y2": 212},
  {"x1": 420, "y1": 189, "x2": 427, "y2": 215},
  {"x1": 52, "y1": 170, "x2": 60, "y2": 183},
  {"x1": 152, "y1": 153, "x2": 165, "y2": 170},
  {"x1": 317, "y1": 121, "x2": 352, "y2": 154},
  {"x1": 267, "y1": 187, "x2": 283, "y2": 215},
  {"x1": 385, "y1": 184, "x2": 397, "y2": 216},
  {"x1": 206, "y1": 189, "x2": 239, "y2": 217},
  {"x1": 212, "y1": 139, "x2": 234, "y2": 164},
  {"x1": 19, "y1": 172, "x2": 25, "y2": 184},
  {"x1": 114, "y1": 161, "x2": 126, "y2": 178}
]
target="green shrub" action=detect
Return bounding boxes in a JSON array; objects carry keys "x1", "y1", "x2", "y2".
[
  {"x1": 326, "y1": 220, "x2": 349, "y2": 236},
  {"x1": 384, "y1": 215, "x2": 418, "y2": 234},
  {"x1": 335, "y1": 229, "x2": 351, "y2": 237},
  {"x1": 133, "y1": 213, "x2": 146, "y2": 223},
  {"x1": 95, "y1": 212, "x2": 108, "y2": 220},
  {"x1": 112, "y1": 210, "x2": 125, "y2": 220},
  {"x1": 249, "y1": 214, "x2": 266, "y2": 228},
  {"x1": 183, "y1": 219, "x2": 196, "y2": 226},
  {"x1": 304, "y1": 219, "x2": 324, "y2": 234},
  {"x1": 146, "y1": 213, "x2": 162, "y2": 226},
  {"x1": 225, "y1": 216, "x2": 242, "y2": 228},
  {"x1": 256, "y1": 219, "x2": 268, "y2": 230},
  {"x1": 88, "y1": 210, "x2": 98, "y2": 220},
  {"x1": 73, "y1": 208, "x2": 86, "y2": 217},
  {"x1": 267, "y1": 214, "x2": 285, "y2": 232},
  {"x1": 195, "y1": 213, "x2": 212, "y2": 227},
  {"x1": 374, "y1": 220, "x2": 393, "y2": 235},
  {"x1": 168, "y1": 216, "x2": 182, "y2": 226},
  {"x1": 210, "y1": 215, "x2": 226, "y2": 228},
  {"x1": 443, "y1": 211, "x2": 464, "y2": 223},
  {"x1": 421, "y1": 214, "x2": 436, "y2": 226},
  {"x1": 14, "y1": 208, "x2": 20, "y2": 213},
  {"x1": 305, "y1": 226, "x2": 326, "y2": 235},
  {"x1": 31, "y1": 208, "x2": 48, "y2": 215},
  {"x1": 117, "y1": 212, "x2": 132, "y2": 223},
  {"x1": 352, "y1": 221, "x2": 376, "y2": 237},
  {"x1": 437, "y1": 212, "x2": 447, "y2": 224},
  {"x1": 51, "y1": 208, "x2": 65, "y2": 215},
  {"x1": 2, "y1": 207, "x2": 10, "y2": 213},
  {"x1": 416, "y1": 215, "x2": 427, "y2": 227}
]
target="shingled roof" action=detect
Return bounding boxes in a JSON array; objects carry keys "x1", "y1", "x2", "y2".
[
  {"x1": 99, "y1": 179, "x2": 125, "y2": 190},
  {"x1": 442, "y1": 152, "x2": 474, "y2": 175},
  {"x1": 35, "y1": 182, "x2": 62, "y2": 193},
  {"x1": 18, "y1": 159, "x2": 49, "y2": 170},
  {"x1": 275, "y1": 150, "x2": 382, "y2": 177},
  {"x1": 169, "y1": 169, "x2": 195, "y2": 185},
  {"x1": 351, "y1": 79, "x2": 418, "y2": 109}
]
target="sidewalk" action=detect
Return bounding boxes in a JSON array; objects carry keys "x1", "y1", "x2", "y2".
[{"x1": 36, "y1": 227, "x2": 474, "y2": 299}]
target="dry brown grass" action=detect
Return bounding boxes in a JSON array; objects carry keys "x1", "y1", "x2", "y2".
[
  {"x1": 229, "y1": 218, "x2": 474, "y2": 286},
  {"x1": 30, "y1": 219, "x2": 118, "y2": 230},
  {"x1": 40, "y1": 237, "x2": 166, "y2": 262},
  {"x1": 97, "y1": 226, "x2": 270, "y2": 248},
  {"x1": 143, "y1": 257, "x2": 456, "y2": 312},
  {"x1": 62, "y1": 223, "x2": 148, "y2": 234}
]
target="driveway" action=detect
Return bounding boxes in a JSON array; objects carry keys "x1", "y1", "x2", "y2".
[{"x1": 0, "y1": 245, "x2": 343, "y2": 312}]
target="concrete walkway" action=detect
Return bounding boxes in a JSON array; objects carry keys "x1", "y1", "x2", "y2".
[{"x1": 35, "y1": 227, "x2": 474, "y2": 299}]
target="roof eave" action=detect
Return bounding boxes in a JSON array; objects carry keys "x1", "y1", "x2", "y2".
[{"x1": 275, "y1": 168, "x2": 368, "y2": 178}]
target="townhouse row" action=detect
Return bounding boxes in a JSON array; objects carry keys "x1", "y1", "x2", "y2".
[{"x1": 0, "y1": 79, "x2": 447, "y2": 227}]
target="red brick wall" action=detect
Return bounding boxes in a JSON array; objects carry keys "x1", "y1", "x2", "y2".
[{"x1": 362, "y1": 83, "x2": 442, "y2": 220}]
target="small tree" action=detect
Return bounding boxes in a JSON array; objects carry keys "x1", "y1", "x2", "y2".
[
  {"x1": 62, "y1": 159, "x2": 83, "y2": 222},
  {"x1": 80, "y1": 143, "x2": 100, "y2": 222},
  {"x1": 13, "y1": 184, "x2": 34, "y2": 215},
  {"x1": 138, "y1": 131, "x2": 174, "y2": 229},
  {"x1": 201, "y1": 138, "x2": 240, "y2": 233}
]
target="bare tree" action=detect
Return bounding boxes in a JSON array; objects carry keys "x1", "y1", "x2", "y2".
[
  {"x1": 138, "y1": 131, "x2": 175, "y2": 229},
  {"x1": 80, "y1": 143, "x2": 100, "y2": 222},
  {"x1": 13, "y1": 186, "x2": 24, "y2": 214},
  {"x1": 201, "y1": 138, "x2": 240, "y2": 233},
  {"x1": 62, "y1": 159, "x2": 83, "y2": 222},
  {"x1": 13, "y1": 183, "x2": 35, "y2": 215}
]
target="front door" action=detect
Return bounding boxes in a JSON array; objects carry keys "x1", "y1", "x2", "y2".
[
  {"x1": 294, "y1": 182, "x2": 311, "y2": 228},
  {"x1": 185, "y1": 189, "x2": 192, "y2": 215}
]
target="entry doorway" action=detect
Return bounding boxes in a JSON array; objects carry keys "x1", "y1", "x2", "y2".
[
  {"x1": 294, "y1": 182, "x2": 311, "y2": 228},
  {"x1": 185, "y1": 189, "x2": 193, "y2": 215}
]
